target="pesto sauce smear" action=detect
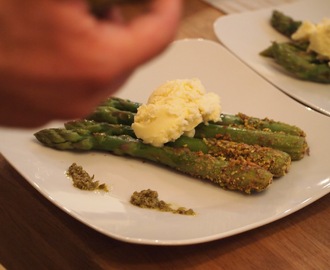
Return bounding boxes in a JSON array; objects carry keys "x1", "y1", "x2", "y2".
[
  {"x1": 130, "y1": 189, "x2": 196, "y2": 216},
  {"x1": 67, "y1": 163, "x2": 109, "y2": 192},
  {"x1": 67, "y1": 164, "x2": 194, "y2": 215}
]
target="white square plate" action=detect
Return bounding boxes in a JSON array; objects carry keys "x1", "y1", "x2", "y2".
[
  {"x1": 0, "y1": 39, "x2": 329, "y2": 246},
  {"x1": 214, "y1": 0, "x2": 330, "y2": 116}
]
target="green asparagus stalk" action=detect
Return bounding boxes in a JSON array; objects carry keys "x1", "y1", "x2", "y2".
[
  {"x1": 100, "y1": 97, "x2": 141, "y2": 112},
  {"x1": 87, "y1": 103, "x2": 308, "y2": 160},
  {"x1": 260, "y1": 40, "x2": 309, "y2": 58},
  {"x1": 218, "y1": 113, "x2": 305, "y2": 137},
  {"x1": 87, "y1": 106, "x2": 135, "y2": 125},
  {"x1": 194, "y1": 123, "x2": 308, "y2": 161},
  {"x1": 265, "y1": 42, "x2": 330, "y2": 83},
  {"x1": 170, "y1": 137, "x2": 291, "y2": 177},
  {"x1": 34, "y1": 128, "x2": 273, "y2": 194},
  {"x1": 65, "y1": 119, "x2": 136, "y2": 137},
  {"x1": 90, "y1": 97, "x2": 307, "y2": 137},
  {"x1": 270, "y1": 10, "x2": 302, "y2": 37},
  {"x1": 65, "y1": 119, "x2": 291, "y2": 177}
]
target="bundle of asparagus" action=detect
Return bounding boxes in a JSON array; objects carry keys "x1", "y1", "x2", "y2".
[
  {"x1": 260, "y1": 11, "x2": 330, "y2": 84},
  {"x1": 34, "y1": 97, "x2": 308, "y2": 194},
  {"x1": 87, "y1": 97, "x2": 308, "y2": 160}
]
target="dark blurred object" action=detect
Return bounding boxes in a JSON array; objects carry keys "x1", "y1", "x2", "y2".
[{"x1": 87, "y1": 0, "x2": 149, "y2": 18}]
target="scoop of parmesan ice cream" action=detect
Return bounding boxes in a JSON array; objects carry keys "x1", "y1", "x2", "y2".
[
  {"x1": 132, "y1": 79, "x2": 221, "y2": 147},
  {"x1": 291, "y1": 18, "x2": 330, "y2": 60}
]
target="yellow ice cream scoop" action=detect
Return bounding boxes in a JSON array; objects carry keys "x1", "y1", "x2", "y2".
[
  {"x1": 132, "y1": 79, "x2": 221, "y2": 147},
  {"x1": 292, "y1": 18, "x2": 330, "y2": 60}
]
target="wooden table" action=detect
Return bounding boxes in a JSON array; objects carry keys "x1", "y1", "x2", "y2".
[{"x1": 1, "y1": 1, "x2": 329, "y2": 269}]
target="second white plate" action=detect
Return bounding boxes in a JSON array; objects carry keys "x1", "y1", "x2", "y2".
[{"x1": 214, "y1": 0, "x2": 330, "y2": 116}]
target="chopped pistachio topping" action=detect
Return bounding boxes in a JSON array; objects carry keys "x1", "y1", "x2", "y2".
[
  {"x1": 67, "y1": 163, "x2": 109, "y2": 192},
  {"x1": 130, "y1": 189, "x2": 196, "y2": 216}
]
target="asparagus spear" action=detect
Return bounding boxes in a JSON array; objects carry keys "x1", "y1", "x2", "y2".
[
  {"x1": 87, "y1": 103, "x2": 308, "y2": 160},
  {"x1": 90, "y1": 97, "x2": 306, "y2": 137},
  {"x1": 260, "y1": 40, "x2": 309, "y2": 58},
  {"x1": 270, "y1": 10, "x2": 302, "y2": 37},
  {"x1": 100, "y1": 97, "x2": 141, "y2": 112},
  {"x1": 218, "y1": 113, "x2": 305, "y2": 137},
  {"x1": 65, "y1": 119, "x2": 136, "y2": 137},
  {"x1": 87, "y1": 106, "x2": 135, "y2": 125},
  {"x1": 65, "y1": 119, "x2": 291, "y2": 177},
  {"x1": 34, "y1": 128, "x2": 273, "y2": 194},
  {"x1": 266, "y1": 42, "x2": 330, "y2": 84},
  {"x1": 170, "y1": 136, "x2": 291, "y2": 178},
  {"x1": 194, "y1": 123, "x2": 308, "y2": 161}
]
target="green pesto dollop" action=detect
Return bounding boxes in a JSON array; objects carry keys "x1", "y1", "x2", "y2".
[
  {"x1": 130, "y1": 189, "x2": 196, "y2": 216},
  {"x1": 67, "y1": 163, "x2": 109, "y2": 192}
]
